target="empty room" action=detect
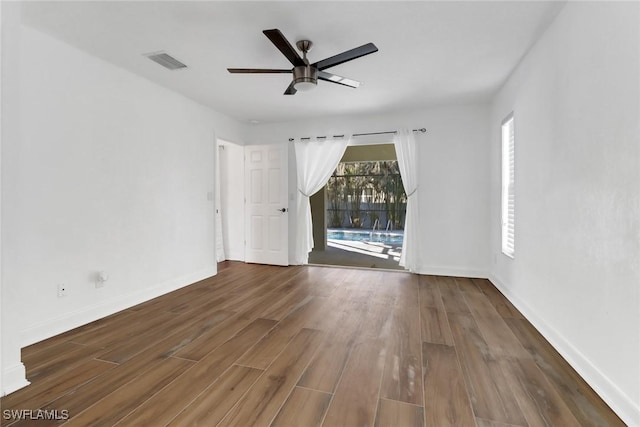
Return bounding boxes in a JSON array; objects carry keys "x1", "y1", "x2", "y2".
[{"x1": 1, "y1": 1, "x2": 638, "y2": 426}]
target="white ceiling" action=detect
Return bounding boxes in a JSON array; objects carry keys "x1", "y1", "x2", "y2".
[{"x1": 21, "y1": 1, "x2": 565, "y2": 124}]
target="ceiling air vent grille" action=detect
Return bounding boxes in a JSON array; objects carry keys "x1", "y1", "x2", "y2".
[{"x1": 144, "y1": 52, "x2": 187, "y2": 70}]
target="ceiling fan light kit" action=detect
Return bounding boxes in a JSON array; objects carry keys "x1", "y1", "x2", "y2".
[
  {"x1": 228, "y1": 29, "x2": 378, "y2": 95},
  {"x1": 293, "y1": 65, "x2": 318, "y2": 92}
]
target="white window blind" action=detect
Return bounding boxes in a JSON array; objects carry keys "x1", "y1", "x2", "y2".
[{"x1": 501, "y1": 114, "x2": 515, "y2": 258}]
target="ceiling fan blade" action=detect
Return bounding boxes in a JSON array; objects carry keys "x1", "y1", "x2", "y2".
[
  {"x1": 318, "y1": 71, "x2": 361, "y2": 88},
  {"x1": 284, "y1": 81, "x2": 297, "y2": 95},
  {"x1": 263, "y1": 29, "x2": 305, "y2": 67},
  {"x1": 312, "y1": 43, "x2": 378, "y2": 71},
  {"x1": 227, "y1": 68, "x2": 291, "y2": 74}
]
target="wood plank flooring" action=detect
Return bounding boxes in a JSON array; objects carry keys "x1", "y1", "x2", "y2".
[{"x1": 0, "y1": 262, "x2": 624, "y2": 426}]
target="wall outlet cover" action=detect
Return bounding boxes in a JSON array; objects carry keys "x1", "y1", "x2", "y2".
[{"x1": 57, "y1": 284, "x2": 67, "y2": 297}]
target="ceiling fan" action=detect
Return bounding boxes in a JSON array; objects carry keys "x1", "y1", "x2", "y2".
[{"x1": 227, "y1": 29, "x2": 378, "y2": 95}]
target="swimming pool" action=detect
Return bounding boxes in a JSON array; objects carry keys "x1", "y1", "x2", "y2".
[{"x1": 327, "y1": 229, "x2": 404, "y2": 245}]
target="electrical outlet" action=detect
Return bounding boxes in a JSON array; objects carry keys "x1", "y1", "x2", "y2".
[{"x1": 57, "y1": 284, "x2": 68, "y2": 297}]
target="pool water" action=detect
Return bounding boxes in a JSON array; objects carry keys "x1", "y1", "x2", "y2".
[{"x1": 327, "y1": 230, "x2": 404, "y2": 245}]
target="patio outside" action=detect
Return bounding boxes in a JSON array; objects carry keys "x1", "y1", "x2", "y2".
[{"x1": 309, "y1": 159, "x2": 406, "y2": 270}]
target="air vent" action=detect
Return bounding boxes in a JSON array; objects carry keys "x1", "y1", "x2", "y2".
[{"x1": 144, "y1": 52, "x2": 187, "y2": 70}]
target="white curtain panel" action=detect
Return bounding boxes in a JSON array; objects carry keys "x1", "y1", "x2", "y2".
[
  {"x1": 394, "y1": 129, "x2": 420, "y2": 272},
  {"x1": 294, "y1": 137, "x2": 349, "y2": 264}
]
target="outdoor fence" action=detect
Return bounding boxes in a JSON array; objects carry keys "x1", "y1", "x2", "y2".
[
  {"x1": 326, "y1": 206, "x2": 406, "y2": 230},
  {"x1": 326, "y1": 161, "x2": 407, "y2": 230}
]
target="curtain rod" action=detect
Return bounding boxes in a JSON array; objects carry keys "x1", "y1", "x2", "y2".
[{"x1": 288, "y1": 128, "x2": 426, "y2": 142}]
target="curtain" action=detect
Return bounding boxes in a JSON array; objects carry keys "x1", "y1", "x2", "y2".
[
  {"x1": 394, "y1": 129, "x2": 420, "y2": 272},
  {"x1": 294, "y1": 137, "x2": 349, "y2": 264}
]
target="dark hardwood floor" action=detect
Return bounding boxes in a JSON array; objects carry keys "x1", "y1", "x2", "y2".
[{"x1": 0, "y1": 262, "x2": 624, "y2": 426}]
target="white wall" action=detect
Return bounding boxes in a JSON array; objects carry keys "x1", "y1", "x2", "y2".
[
  {"x1": 246, "y1": 104, "x2": 491, "y2": 276},
  {"x1": 0, "y1": 0, "x2": 6, "y2": 397},
  {"x1": 489, "y1": 2, "x2": 639, "y2": 425},
  {"x1": 1, "y1": 2, "x2": 30, "y2": 396},
  {"x1": 1, "y1": 16, "x2": 245, "y2": 394}
]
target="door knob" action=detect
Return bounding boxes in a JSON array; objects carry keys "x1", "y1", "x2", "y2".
[{"x1": 278, "y1": 208, "x2": 288, "y2": 213}]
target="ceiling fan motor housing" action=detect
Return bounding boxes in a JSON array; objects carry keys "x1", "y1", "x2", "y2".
[{"x1": 293, "y1": 65, "x2": 318, "y2": 90}]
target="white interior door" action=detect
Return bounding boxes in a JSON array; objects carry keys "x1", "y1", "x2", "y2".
[
  {"x1": 219, "y1": 141, "x2": 245, "y2": 261},
  {"x1": 215, "y1": 144, "x2": 225, "y2": 262},
  {"x1": 244, "y1": 144, "x2": 289, "y2": 265}
]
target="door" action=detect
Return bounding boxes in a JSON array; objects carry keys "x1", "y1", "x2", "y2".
[
  {"x1": 215, "y1": 144, "x2": 225, "y2": 262},
  {"x1": 244, "y1": 144, "x2": 289, "y2": 265},
  {"x1": 219, "y1": 140, "x2": 245, "y2": 261}
]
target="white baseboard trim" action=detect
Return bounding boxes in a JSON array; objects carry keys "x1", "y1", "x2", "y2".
[
  {"x1": 225, "y1": 250, "x2": 244, "y2": 262},
  {"x1": 20, "y1": 266, "x2": 217, "y2": 349},
  {"x1": 489, "y1": 274, "x2": 640, "y2": 427},
  {"x1": 2, "y1": 363, "x2": 30, "y2": 396},
  {"x1": 416, "y1": 265, "x2": 488, "y2": 279}
]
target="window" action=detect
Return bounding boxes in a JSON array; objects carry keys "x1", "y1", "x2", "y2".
[{"x1": 501, "y1": 113, "x2": 515, "y2": 258}]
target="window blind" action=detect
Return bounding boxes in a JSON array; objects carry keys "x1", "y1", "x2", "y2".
[{"x1": 501, "y1": 114, "x2": 515, "y2": 258}]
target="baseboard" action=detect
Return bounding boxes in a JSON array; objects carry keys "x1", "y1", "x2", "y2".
[
  {"x1": 2, "y1": 363, "x2": 30, "y2": 396},
  {"x1": 19, "y1": 265, "x2": 217, "y2": 348},
  {"x1": 225, "y1": 251, "x2": 245, "y2": 262},
  {"x1": 416, "y1": 264, "x2": 488, "y2": 279},
  {"x1": 489, "y1": 274, "x2": 640, "y2": 427}
]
